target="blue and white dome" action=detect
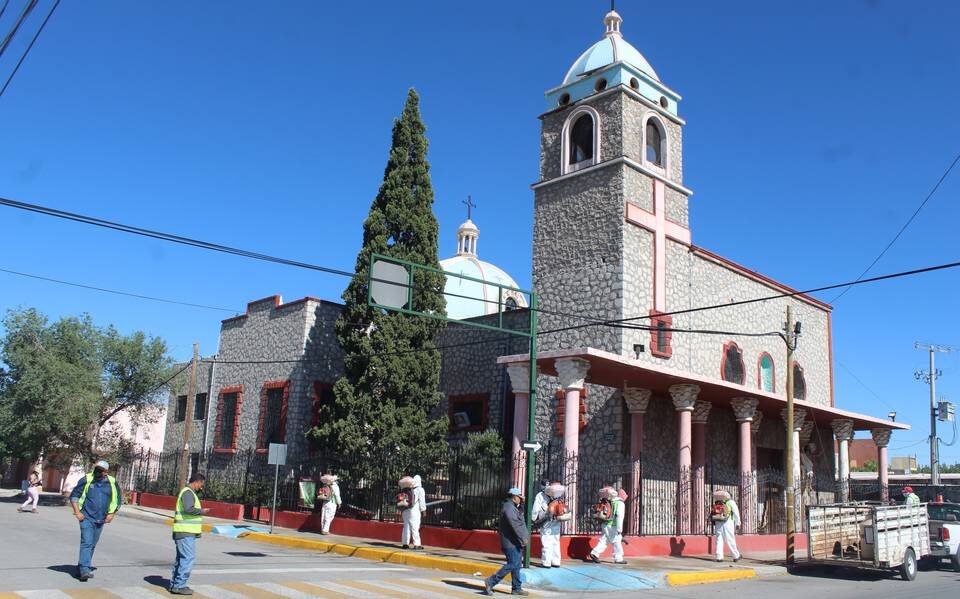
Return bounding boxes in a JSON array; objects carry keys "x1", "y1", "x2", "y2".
[
  {"x1": 440, "y1": 219, "x2": 527, "y2": 320},
  {"x1": 563, "y1": 10, "x2": 659, "y2": 85}
]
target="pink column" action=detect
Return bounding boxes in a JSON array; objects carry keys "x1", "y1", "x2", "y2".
[
  {"x1": 555, "y1": 358, "x2": 590, "y2": 532},
  {"x1": 624, "y1": 387, "x2": 652, "y2": 536},
  {"x1": 731, "y1": 398, "x2": 759, "y2": 533},
  {"x1": 872, "y1": 429, "x2": 891, "y2": 503},
  {"x1": 691, "y1": 401, "x2": 712, "y2": 535},
  {"x1": 506, "y1": 364, "x2": 531, "y2": 489},
  {"x1": 670, "y1": 384, "x2": 700, "y2": 535},
  {"x1": 831, "y1": 419, "x2": 854, "y2": 503}
]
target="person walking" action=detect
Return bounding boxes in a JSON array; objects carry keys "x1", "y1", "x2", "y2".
[
  {"x1": 401, "y1": 475, "x2": 426, "y2": 549},
  {"x1": 69, "y1": 460, "x2": 122, "y2": 581},
  {"x1": 169, "y1": 473, "x2": 209, "y2": 595},
  {"x1": 712, "y1": 490, "x2": 742, "y2": 562},
  {"x1": 317, "y1": 474, "x2": 341, "y2": 535},
  {"x1": 532, "y1": 480, "x2": 565, "y2": 568},
  {"x1": 902, "y1": 486, "x2": 921, "y2": 506},
  {"x1": 588, "y1": 486, "x2": 626, "y2": 564},
  {"x1": 483, "y1": 487, "x2": 529, "y2": 596},
  {"x1": 18, "y1": 470, "x2": 41, "y2": 513}
]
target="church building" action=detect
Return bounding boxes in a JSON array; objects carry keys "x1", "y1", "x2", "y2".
[{"x1": 162, "y1": 9, "x2": 907, "y2": 538}]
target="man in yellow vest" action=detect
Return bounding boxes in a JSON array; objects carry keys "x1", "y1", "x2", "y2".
[
  {"x1": 170, "y1": 472, "x2": 209, "y2": 595},
  {"x1": 69, "y1": 460, "x2": 122, "y2": 581}
]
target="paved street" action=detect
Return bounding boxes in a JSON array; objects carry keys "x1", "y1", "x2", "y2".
[
  {"x1": 1, "y1": 493, "x2": 957, "y2": 597},
  {"x1": 0, "y1": 494, "x2": 546, "y2": 598}
]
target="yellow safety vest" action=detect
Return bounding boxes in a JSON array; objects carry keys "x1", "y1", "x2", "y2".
[
  {"x1": 173, "y1": 486, "x2": 203, "y2": 535},
  {"x1": 77, "y1": 473, "x2": 119, "y2": 514}
]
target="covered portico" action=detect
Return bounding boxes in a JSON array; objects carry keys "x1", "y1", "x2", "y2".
[{"x1": 498, "y1": 346, "x2": 910, "y2": 536}]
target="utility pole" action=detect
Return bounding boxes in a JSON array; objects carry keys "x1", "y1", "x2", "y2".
[
  {"x1": 782, "y1": 305, "x2": 801, "y2": 564},
  {"x1": 914, "y1": 342, "x2": 954, "y2": 486},
  {"x1": 178, "y1": 343, "x2": 199, "y2": 489}
]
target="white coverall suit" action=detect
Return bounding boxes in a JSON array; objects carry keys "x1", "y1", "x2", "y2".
[
  {"x1": 402, "y1": 475, "x2": 427, "y2": 547},
  {"x1": 590, "y1": 498, "x2": 625, "y2": 562},
  {"x1": 320, "y1": 483, "x2": 341, "y2": 533},
  {"x1": 532, "y1": 491, "x2": 562, "y2": 567},
  {"x1": 714, "y1": 499, "x2": 742, "y2": 561}
]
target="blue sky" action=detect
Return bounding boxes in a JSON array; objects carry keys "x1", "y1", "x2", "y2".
[{"x1": 1, "y1": 1, "x2": 958, "y2": 463}]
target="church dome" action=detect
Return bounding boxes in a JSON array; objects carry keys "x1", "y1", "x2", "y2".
[
  {"x1": 563, "y1": 10, "x2": 659, "y2": 85},
  {"x1": 439, "y1": 218, "x2": 528, "y2": 320}
]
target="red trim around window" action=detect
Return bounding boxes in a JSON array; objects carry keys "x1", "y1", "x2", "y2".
[
  {"x1": 213, "y1": 385, "x2": 243, "y2": 454},
  {"x1": 448, "y1": 394, "x2": 489, "y2": 432},
  {"x1": 720, "y1": 341, "x2": 745, "y2": 384},
  {"x1": 757, "y1": 351, "x2": 776, "y2": 392},
  {"x1": 256, "y1": 380, "x2": 290, "y2": 452},
  {"x1": 649, "y1": 310, "x2": 673, "y2": 359}
]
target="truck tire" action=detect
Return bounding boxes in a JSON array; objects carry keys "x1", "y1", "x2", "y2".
[
  {"x1": 951, "y1": 552, "x2": 960, "y2": 573},
  {"x1": 900, "y1": 548, "x2": 917, "y2": 581}
]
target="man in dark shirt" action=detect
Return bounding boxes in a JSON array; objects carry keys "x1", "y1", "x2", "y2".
[
  {"x1": 483, "y1": 486, "x2": 529, "y2": 596},
  {"x1": 69, "y1": 460, "x2": 122, "y2": 581}
]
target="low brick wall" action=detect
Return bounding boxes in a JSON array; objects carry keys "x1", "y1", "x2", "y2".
[{"x1": 138, "y1": 493, "x2": 244, "y2": 520}]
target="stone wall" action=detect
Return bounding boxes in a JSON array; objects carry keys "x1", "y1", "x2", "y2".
[{"x1": 162, "y1": 360, "x2": 214, "y2": 457}]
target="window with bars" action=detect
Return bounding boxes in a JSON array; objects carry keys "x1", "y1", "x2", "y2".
[
  {"x1": 216, "y1": 391, "x2": 240, "y2": 450},
  {"x1": 193, "y1": 393, "x2": 207, "y2": 421},
  {"x1": 258, "y1": 385, "x2": 287, "y2": 449},
  {"x1": 175, "y1": 395, "x2": 187, "y2": 422},
  {"x1": 722, "y1": 342, "x2": 745, "y2": 384}
]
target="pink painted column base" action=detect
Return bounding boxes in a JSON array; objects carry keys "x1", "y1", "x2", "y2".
[
  {"x1": 511, "y1": 392, "x2": 530, "y2": 489},
  {"x1": 691, "y1": 421, "x2": 706, "y2": 535},
  {"x1": 564, "y1": 388, "x2": 581, "y2": 531},
  {"x1": 878, "y1": 445, "x2": 889, "y2": 503},
  {"x1": 739, "y1": 419, "x2": 753, "y2": 532},
  {"x1": 677, "y1": 409, "x2": 692, "y2": 535}
]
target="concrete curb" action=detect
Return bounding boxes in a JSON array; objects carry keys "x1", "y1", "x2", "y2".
[
  {"x1": 665, "y1": 568, "x2": 758, "y2": 586},
  {"x1": 239, "y1": 531, "x2": 503, "y2": 578}
]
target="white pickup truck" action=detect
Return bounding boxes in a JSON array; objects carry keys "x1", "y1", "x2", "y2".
[{"x1": 922, "y1": 501, "x2": 960, "y2": 572}]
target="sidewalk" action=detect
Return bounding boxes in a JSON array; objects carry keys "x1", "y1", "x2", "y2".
[{"x1": 120, "y1": 504, "x2": 787, "y2": 591}]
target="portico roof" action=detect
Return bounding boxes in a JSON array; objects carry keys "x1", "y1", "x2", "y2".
[{"x1": 497, "y1": 346, "x2": 909, "y2": 432}]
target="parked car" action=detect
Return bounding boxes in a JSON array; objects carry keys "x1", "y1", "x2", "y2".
[{"x1": 921, "y1": 501, "x2": 960, "y2": 572}]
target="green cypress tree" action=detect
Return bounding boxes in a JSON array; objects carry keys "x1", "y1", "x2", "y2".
[{"x1": 311, "y1": 89, "x2": 447, "y2": 471}]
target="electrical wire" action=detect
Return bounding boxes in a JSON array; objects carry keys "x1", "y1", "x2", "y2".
[
  {"x1": 0, "y1": 0, "x2": 58, "y2": 100},
  {"x1": 829, "y1": 151, "x2": 960, "y2": 303},
  {"x1": 837, "y1": 361, "x2": 896, "y2": 412},
  {"x1": 0, "y1": 0, "x2": 35, "y2": 61},
  {"x1": 0, "y1": 266, "x2": 239, "y2": 313},
  {"x1": 0, "y1": 0, "x2": 13, "y2": 22}
]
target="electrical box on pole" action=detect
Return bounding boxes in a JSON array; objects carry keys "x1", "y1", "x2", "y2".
[{"x1": 939, "y1": 401, "x2": 955, "y2": 422}]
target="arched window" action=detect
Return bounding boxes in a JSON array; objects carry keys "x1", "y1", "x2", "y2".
[
  {"x1": 645, "y1": 118, "x2": 664, "y2": 167},
  {"x1": 570, "y1": 115, "x2": 594, "y2": 165},
  {"x1": 721, "y1": 342, "x2": 745, "y2": 384},
  {"x1": 504, "y1": 296, "x2": 518, "y2": 311},
  {"x1": 758, "y1": 353, "x2": 775, "y2": 392},
  {"x1": 793, "y1": 363, "x2": 806, "y2": 400}
]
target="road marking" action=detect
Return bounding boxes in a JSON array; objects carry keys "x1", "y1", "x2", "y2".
[
  {"x1": 103, "y1": 588, "x2": 171, "y2": 599},
  {"x1": 63, "y1": 590, "x2": 126, "y2": 599},
  {"x1": 329, "y1": 579, "x2": 420, "y2": 598},
  {"x1": 17, "y1": 591, "x2": 74, "y2": 599},
  {"x1": 247, "y1": 582, "x2": 328, "y2": 598},
  {"x1": 389, "y1": 577, "x2": 488, "y2": 598},
  {"x1": 218, "y1": 584, "x2": 286, "y2": 599},
  {"x1": 276, "y1": 580, "x2": 355, "y2": 598},
  {"x1": 190, "y1": 585, "x2": 247, "y2": 599},
  {"x1": 306, "y1": 580, "x2": 386, "y2": 598},
  {"x1": 373, "y1": 578, "x2": 478, "y2": 598},
  {"x1": 192, "y1": 567, "x2": 409, "y2": 575},
  {"x1": 426, "y1": 576, "x2": 559, "y2": 597}
]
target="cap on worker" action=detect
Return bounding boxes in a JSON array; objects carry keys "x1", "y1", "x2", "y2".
[
  {"x1": 94, "y1": 460, "x2": 109, "y2": 471},
  {"x1": 902, "y1": 486, "x2": 913, "y2": 493},
  {"x1": 508, "y1": 486, "x2": 524, "y2": 498}
]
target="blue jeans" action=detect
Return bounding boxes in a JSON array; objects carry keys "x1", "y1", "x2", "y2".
[
  {"x1": 77, "y1": 519, "x2": 104, "y2": 575},
  {"x1": 487, "y1": 544, "x2": 523, "y2": 592},
  {"x1": 171, "y1": 536, "x2": 197, "y2": 589}
]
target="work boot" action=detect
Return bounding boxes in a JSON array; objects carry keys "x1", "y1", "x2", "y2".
[
  {"x1": 587, "y1": 554, "x2": 599, "y2": 563},
  {"x1": 512, "y1": 590, "x2": 530, "y2": 596},
  {"x1": 78, "y1": 572, "x2": 93, "y2": 582},
  {"x1": 402, "y1": 544, "x2": 410, "y2": 549},
  {"x1": 169, "y1": 587, "x2": 194, "y2": 595},
  {"x1": 482, "y1": 578, "x2": 494, "y2": 595}
]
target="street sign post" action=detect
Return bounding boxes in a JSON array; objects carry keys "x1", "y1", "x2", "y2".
[
  {"x1": 366, "y1": 253, "x2": 539, "y2": 567},
  {"x1": 267, "y1": 443, "x2": 287, "y2": 534}
]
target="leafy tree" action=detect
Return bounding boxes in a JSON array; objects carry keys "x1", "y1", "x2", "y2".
[
  {"x1": 0, "y1": 307, "x2": 173, "y2": 464},
  {"x1": 851, "y1": 460, "x2": 878, "y2": 473},
  {"x1": 310, "y1": 89, "x2": 447, "y2": 473}
]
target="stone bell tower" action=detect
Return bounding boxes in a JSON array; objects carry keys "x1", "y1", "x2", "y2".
[{"x1": 532, "y1": 9, "x2": 692, "y2": 360}]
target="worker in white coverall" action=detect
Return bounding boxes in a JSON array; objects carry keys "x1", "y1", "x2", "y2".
[
  {"x1": 588, "y1": 489, "x2": 626, "y2": 564},
  {"x1": 319, "y1": 476, "x2": 341, "y2": 535},
  {"x1": 532, "y1": 481, "x2": 563, "y2": 567},
  {"x1": 713, "y1": 490, "x2": 742, "y2": 562},
  {"x1": 402, "y1": 475, "x2": 427, "y2": 549}
]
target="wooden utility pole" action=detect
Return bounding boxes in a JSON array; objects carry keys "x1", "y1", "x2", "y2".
[
  {"x1": 784, "y1": 305, "x2": 796, "y2": 564},
  {"x1": 178, "y1": 343, "x2": 199, "y2": 489}
]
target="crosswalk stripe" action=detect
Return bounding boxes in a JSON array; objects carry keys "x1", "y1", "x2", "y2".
[
  {"x1": 105, "y1": 587, "x2": 171, "y2": 599},
  {"x1": 64, "y1": 590, "x2": 126, "y2": 599},
  {"x1": 0, "y1": 593, "x2": 22, "y2": 599},
  {"x1": 387, "y1": 577, "x2": 486, "y2": 598},
  {"x1": 335, "y1": 579, "x2": 444, "y2": 598},
  {"x1": 275, "y1": 581, "x2": 355, "y2": 598},
  {"x1": 425, "y1": 576, "x2": 558, "y2": 597},
  {"x1": 247, "y1": 582, "x2": 326, "y2": 599},
  {"x1": 190, "y1": 585, "x2": 247, "y2": 599},
  {"x1": 17, "y1": 591, "x2": 74, "y2": 599},
  {"x1": 308, "y1": 580, "x2": 391, "y2": 598},
  {"x1": 218, "y1": 584, "x2": 286, "y2": 599}
]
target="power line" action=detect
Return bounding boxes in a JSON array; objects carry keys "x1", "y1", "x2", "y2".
[
  {"x1": 0, "y1": 266, "x2": 239, "y2": 313},
  {"x1": 829, "y1": 151, "x2": 960, "y2": 303},
  {"x1": 0, "y1": 0, "x2": 59, "y2": 100},
  {"x1": 0, "y1": 0, "x2": 13, "y2": 23},
  {"x1": 837, "y1": 361, "x2": 896, "y2": 412},
  {"x1": 0, "y1": 0, "x2": 35, "y2": 61}
]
